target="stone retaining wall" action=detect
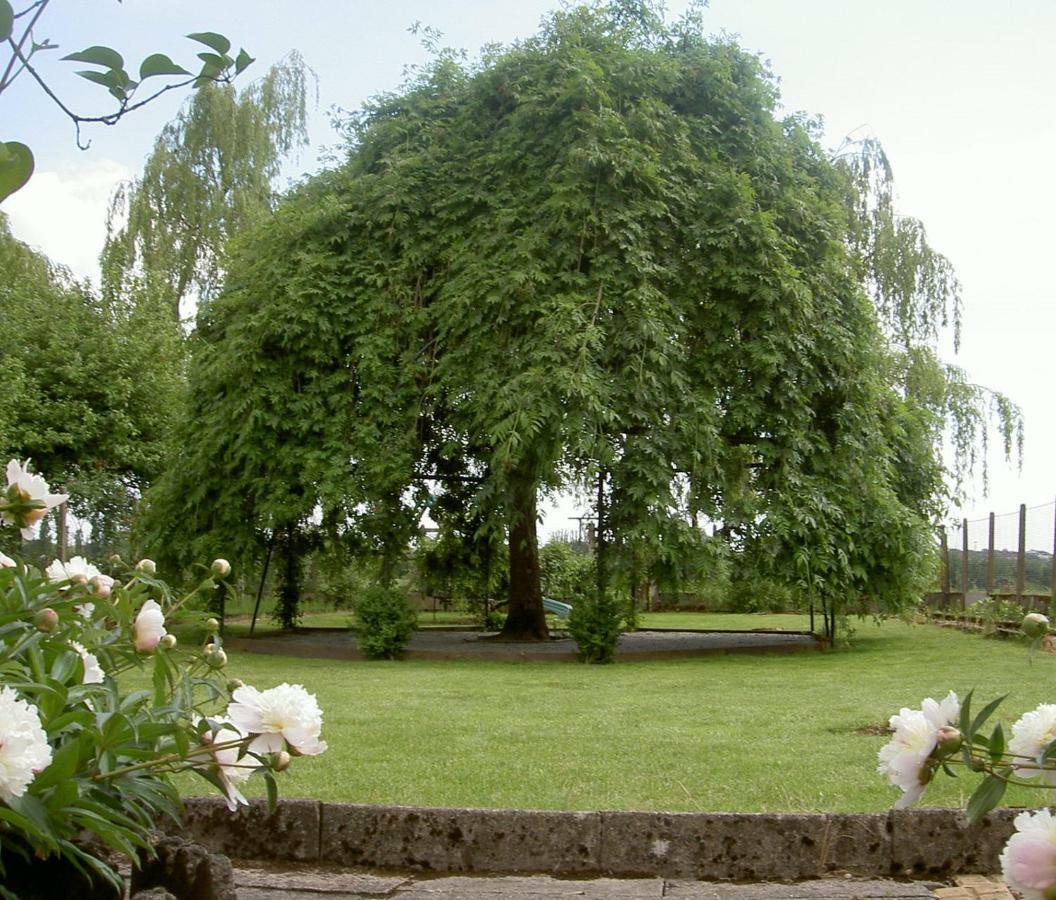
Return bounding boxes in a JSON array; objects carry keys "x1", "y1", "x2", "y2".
[{"x1": 178, "y1": 799, "x2": 1017, "y2": 882}]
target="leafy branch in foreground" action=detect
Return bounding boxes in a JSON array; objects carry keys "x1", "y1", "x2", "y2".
[{"x1": 0, "y1": 0, "x2": 253, "y2": 202}]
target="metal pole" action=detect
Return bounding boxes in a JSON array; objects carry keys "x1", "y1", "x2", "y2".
[
  {"x1": 961, "y1": 518, "x2": 969, "y2": 612},
  {"x1": 940, "y1": 530, "x2": 951, "y2": 608}
]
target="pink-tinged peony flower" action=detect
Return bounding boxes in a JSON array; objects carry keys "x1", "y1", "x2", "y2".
[
  {"x1": 226, "y1": 683, "x2": 327, "y2": 757},
  {"x1": 1000, "y1": 808, "x2": 1056, "y2": 899},
  {"x1": 133, "y1": 599, "x2": 167, "y2": 652},
  {"x1": 90, "y1": 574, "x2": 114, "y2": 599},
  {"x1": 0, "y1": 551, "x2": 14, "y2": 568},
  {"x1": 46, "y1": 556, "x2": 101, "y2": 585},
  {"x1": 1, "y1": 460, "x2": 67, "y2": 539},
  {"x1": 877, "y1": 692, "x2": 960, "y2": 808},
  {"x1": 199, "y1": 720, "x2": 252, "y2": 811},
  {"x1": 1009, "y1": 704, "x2": 1056, "y2": 783},
  {"x1": 0, "y1": 686, "x2": 52, "y2": 801},
  {"x1": 70, "y1": 641, "x2": 104, "y2": 685}
]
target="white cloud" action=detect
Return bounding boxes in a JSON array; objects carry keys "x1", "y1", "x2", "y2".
[{"x1": 4, "y1": 158, "x2": 130, "y2": 284}]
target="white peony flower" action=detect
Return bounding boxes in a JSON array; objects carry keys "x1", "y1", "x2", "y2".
[
  {"x1": 1009, "y1": 704, "x2": 1056, "y2": 783},
  {"x1": 0, "y1": 685, "x2": 52, "y2": 801},
  {"x1": 46, "y1": 556, "x2": 101, "y2": 585},
  {"x1": 1000, "y1": 808, "x2": 1056, "y2": 899},
  {"x1": 133, "y1": 599, "x2": 167, "y2": 652},
  {"x1": 1, "y1": 460, "x2": 67, "y2": 540},
  {"x1": 226, "y1": 683, "x2": 327, "y2": 757},
  {"x1": 877, "y1": 692, "x2": 960, "y2": 809},
  {"x1": 0, "y1": 551, "x2": 14, "y2": 568},
  {"x1": 75, "y1": 602, "x2": 95, "y2": 619},
  {"x1": 70, "y1": 642, "x2": 105, "y2": 685}
]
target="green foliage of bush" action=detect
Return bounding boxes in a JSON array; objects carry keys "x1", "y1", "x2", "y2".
[
  {"x1": 351, "y1": 585, "x2": 418, "y2": 659},
  {"x1": 567, "y1": 591, "x2": 625, "y2": 664}
]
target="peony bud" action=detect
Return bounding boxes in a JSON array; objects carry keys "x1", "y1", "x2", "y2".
[
  {"x1": 935, "y1": 725, "x2": 962, "y2": 755},
  {"x1": 90, "y1": 574, "x2": 114, "y2": 599},
  {"x1": 108, "y1": 553, "x2": 122, "y2": 564},
  {"x1": 135, "y1": 559, "x2": 156, "y2": 576},
  {"x1": 210, "y1": 558, "x2": 231, "y2": 578},
  {"x1": 34, "y1": 607, "x2": 58, "y2": 632},
  {"x1": 205, "y1": 617, "x2": 220, "y2": 633},
  {"x1": 272, "y1": 750, "x2": 292, "y2": 772},
  {"x1": 160, "y1": 634, "x2": 178, "y2": 650},
  {"x1": 1023, "y1": 613, "x2": 1050, "y2": 639},
  {"x1": 226, "y1": 678, "x2": 244, "y2": 692},
  {"x1": 206, "y1": 648, "x2": 227, "y2": 669},
  {"x1": 69, "y1": 573, "x2": 88, "y2": 586}
]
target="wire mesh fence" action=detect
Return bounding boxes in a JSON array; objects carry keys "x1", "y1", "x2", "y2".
[{"x1": 935, "y1": 500, "x2": 1056, "y2": 612}]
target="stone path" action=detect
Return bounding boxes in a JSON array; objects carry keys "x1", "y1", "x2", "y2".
[
  {"x1": 231, "y1": 863, "x2": 1008, "y2": 899},
  {"x1": 225, "y1": 627, "x2": 820, "y2": 662}
]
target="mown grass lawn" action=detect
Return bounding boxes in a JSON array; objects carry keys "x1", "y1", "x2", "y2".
[{"x1": 180, "y1": 615, "x2": 1056, "y2": 814}]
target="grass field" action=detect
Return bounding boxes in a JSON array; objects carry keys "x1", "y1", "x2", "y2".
[{"x1": 176, "y1": 614, "x2": 1056, "y2": 814}]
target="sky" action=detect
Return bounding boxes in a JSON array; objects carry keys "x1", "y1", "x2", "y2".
[{"x1": 4, "y1": 0, "x2": 1055, "y2": 534}]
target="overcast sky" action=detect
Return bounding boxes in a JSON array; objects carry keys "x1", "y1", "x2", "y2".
[{"x1": 4, "y1": 1, "x2": 1054, "y2": 534}]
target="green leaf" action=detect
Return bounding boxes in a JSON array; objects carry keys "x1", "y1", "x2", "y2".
[
  {"x1": 187, "y1": 32, "x2": 231, "y2": 55},
  {"x1": 970, "y1": 695, "x2": 1006, "y2": 738},
  {"x1": 61, "y1": 45, "x2": 125, "y2": 70},
  {"x1": 0, "y1": 1, "x2": 13, "y2": 42},
  {"x1": 966, "y1": 772, "x2": 1008, "y2": 825},
  {"x1": 0, "y1": 141, "x2": 33, "y2": 203},
  {"x1": 958, "y1": 689, "x2": 973, "y2": 737},
  {"x1": 988, "y1": 722, "x2": 1005, "y2": 765},
  {"x1": 139, "y1": 53, "x2": 191, "y2": 80},
  {"x1": 234, "y1": 48, "x2": 255, "y2": 75},
  {"x1": 196, "y1": 52, "x2": 231, "y2": 69},
  {"x1": 264, "y1": 770, "x2": 278, "y2": 813}
]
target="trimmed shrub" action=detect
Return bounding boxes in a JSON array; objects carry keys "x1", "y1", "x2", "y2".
[
  {"x1": 567, "y1": 591, "x2": 625, "y2": 664},
  {"x1": 351, "y1": 585, "x2": 418, "y2": 659}
]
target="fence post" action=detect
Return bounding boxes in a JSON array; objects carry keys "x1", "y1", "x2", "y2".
[
  {"x1": 1017, "y1": 504, "x2": 1027, "y2": 604},
  {"x1": 961, "y1": 518, "x2": 969, "y2": 611},
  {"x1": 1051, "y1": 500, "x2": 1056, "y2": 603},
  {"x1": 940, "y1": 529, "x2": 950, "y2": 607},
  {"x1": 987, "y1": 512, "x2": 995, "y2": 595}
]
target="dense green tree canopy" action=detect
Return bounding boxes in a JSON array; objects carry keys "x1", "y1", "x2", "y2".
[
  {"x1": 145, "y1": 1, "x2": 953, "y2": 638},
  {"x1": 0, "y1": 213, "x2": 182, "y2": 548}
]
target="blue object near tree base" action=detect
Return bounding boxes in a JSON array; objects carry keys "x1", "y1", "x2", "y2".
[{"x1": 543, "y1": 597, "x2": 572, "y2": 619}]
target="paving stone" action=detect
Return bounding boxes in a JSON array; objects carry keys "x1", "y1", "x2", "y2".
[
  {"x1": 233, "y1": 862, "x2": 408, "y2": 893},
  {"x1": 392, "y1": 875, "x2": 664, "y2": 897},
  {"x1": 598, "y1": 812, "x2": 845, "y2": 880},
  {"x1": 179, "y1": 796, "x2": 321, "y2": 862},
  {"x1": 931, "y1": 874, "x2": 1014, "y2": 900},
  {"x1": 889, "y1": 809, "x2": 1016, "y2": 877},
  {"x1": 664, "y1": 880, "x2": 938, "y2": 898},
  {"x1": 319, "y1": 803, "x2": 602, "y2": 874}
]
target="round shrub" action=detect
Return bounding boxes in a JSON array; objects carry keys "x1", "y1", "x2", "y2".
[{"x1": 351, "y1": 585, "x2": 418, "y2": 659}]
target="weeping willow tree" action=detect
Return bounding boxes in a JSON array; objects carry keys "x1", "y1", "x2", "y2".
[
  {"x1": 101, "y1": 52, "x2": 314, "y2": 322},
  {"x1": 837, "y1": 136, "x2": 1022, "y2": 497},
  {"x1": 141, "y1": 1, "x2": 977, "y2": 642}
]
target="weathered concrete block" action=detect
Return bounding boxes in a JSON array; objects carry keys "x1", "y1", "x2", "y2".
[
  {"x1": 889, "y1": 807, "x2": 1017, "y2": 876},
  {"x1": 821, "y1": 814, "x2": 891, "y2": 875},
  {"x1": 180, "y1": 797, "x2": 321, "y2": 862},
  {"x1": 319, "y1": 803, "x2": 602, "y2": 874},
  {"x1": 598, "y1": 812, "x2": 847, "y2": 880}
]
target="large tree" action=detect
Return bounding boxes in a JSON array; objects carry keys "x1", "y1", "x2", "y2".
[
  {"x1": 0, "y1": 212, "x2": 182, "y2": 553},
  {"x1": 143, "y1": 2, "x2": 987, "y2": 639},
  {"x1": 101, "y1": 53, "x2": 313, "y2": 322}
]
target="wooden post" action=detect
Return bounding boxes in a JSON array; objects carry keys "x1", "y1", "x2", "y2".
[
  {"x1": 56, "y1": 500, "x2": 67, "y2": 564},
  {"x1": 940, "y1": 530, "x2": 951, "y2": 608},
  {"x1": 987, "y1": 512, "x2": 995, "y2": 595},
  {"x1": 961, "y1": 518, "x2": 969, "y2": 611},
  {"x1": 1051, "y1": 501, "x2": 1056, "y2": 604},
  {"x1": 1017, "y1": 503, "x2": 1027, "y2": 604}
]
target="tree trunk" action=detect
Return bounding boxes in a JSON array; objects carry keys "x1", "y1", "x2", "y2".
[{"x1": 497, "y1": 467, "x2": 548, "y2": 640}]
